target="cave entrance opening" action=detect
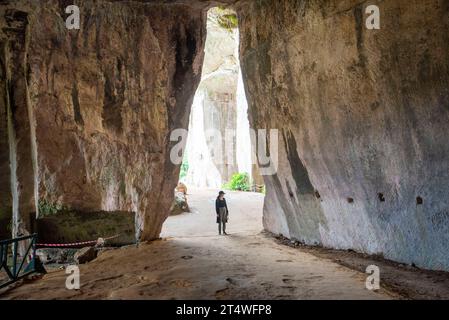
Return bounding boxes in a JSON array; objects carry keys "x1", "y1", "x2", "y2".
[{"x1": 162, "y1": 7, "x2": 265, "y2": 238}]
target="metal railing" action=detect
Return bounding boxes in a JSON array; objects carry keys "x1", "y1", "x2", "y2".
[{"x1": 0, "y1": 234, "x2": 37, "y2": 289}]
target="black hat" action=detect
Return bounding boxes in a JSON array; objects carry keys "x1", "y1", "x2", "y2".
[{"x1": 219, "y1": 191, "x2": 225, "y2": 195}]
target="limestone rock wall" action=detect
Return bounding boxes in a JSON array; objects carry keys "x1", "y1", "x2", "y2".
[
  {"x1": 0, "y1": 0, "x2": 206, "y2": 240},
  {"x1": 238, "y1": 0, "x2": 449, "y2": 270},
  {"x1": 0, "y1": 4, "x2": 37, "y2": 238}
]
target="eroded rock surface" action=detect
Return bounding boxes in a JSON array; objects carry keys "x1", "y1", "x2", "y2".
[
  {"x1": 238, "y1": 0, "x2": 449, "y2": 270},
  {"x1": 0, "y1": 0, "x2": 206, "y2": 240}
]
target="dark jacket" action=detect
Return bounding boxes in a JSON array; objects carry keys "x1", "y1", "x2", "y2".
[
  {"x1": 215, "y1": 197, "x2": 228, "y2": 214},
  {"x1": 215, "y1": 197, "x2": 229, "y2": 223}
]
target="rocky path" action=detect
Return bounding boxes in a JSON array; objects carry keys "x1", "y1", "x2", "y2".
[{"x1": 1, "y1": 189, "x2": 396, "y2": 299}]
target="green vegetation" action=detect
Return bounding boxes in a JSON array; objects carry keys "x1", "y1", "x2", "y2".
[
  {"x1": 215, "y1": 7, "x2": 238, "y2": 31},
  {"x1": 223, "y1": 172, "x2": 251, "y2": 192},
  {"x1": 34, "y1": 210, "x2": 135, "y2": 245},
  {"x1": 38, "y1": 199, "x2": 68, "y2": 216},
  {"x1": 179, "y1": 154, "x2": 189, "y2": 180}
]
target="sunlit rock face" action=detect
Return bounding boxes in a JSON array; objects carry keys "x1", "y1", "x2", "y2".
[
  {"x1": 184, "y1": 90, "x2": 222, "y2": 188},
  {"x1": 0, "y1": 1, "x2": 206, "y2": 240},
  {"x1": 235, "y1": 68, "x2": 253, "y2": 178},
  {"x1": 238, "y1": 0, "x2": 449, "y2": 270},
  {"x1": 184, "y1": 8, "x2": 252, "y2": 188}
]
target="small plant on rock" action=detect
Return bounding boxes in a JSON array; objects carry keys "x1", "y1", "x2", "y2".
[{"x1": 38, "y1": 199, "x2": 68, "y2": 216}]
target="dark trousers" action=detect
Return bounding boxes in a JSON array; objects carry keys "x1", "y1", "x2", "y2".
[{"x1": 218, "y1": 207, "x2": 227, "y2": 234}]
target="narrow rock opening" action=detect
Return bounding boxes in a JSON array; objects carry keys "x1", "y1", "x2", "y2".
[{"x1": 162, "y1": 7, "x2": 264, "y2": 238}]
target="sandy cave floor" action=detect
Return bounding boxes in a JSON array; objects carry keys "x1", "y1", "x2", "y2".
[{"x1": 1, "y1": 189, "x2": 448, "y2": 300}]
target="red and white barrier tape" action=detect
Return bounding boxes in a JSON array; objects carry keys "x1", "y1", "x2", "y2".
[{"x1": 36, "y1": 234, "x2": 120, "y2": 248}]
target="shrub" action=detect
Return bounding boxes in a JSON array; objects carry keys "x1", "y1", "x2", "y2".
[{"x1": 223, "y1": 173, "x2": 250, "y2": 192}]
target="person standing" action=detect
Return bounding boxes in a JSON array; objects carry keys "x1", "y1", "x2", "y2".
[{"x1": 215, "y1": 191, "x2": 229, "y2": 235}]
